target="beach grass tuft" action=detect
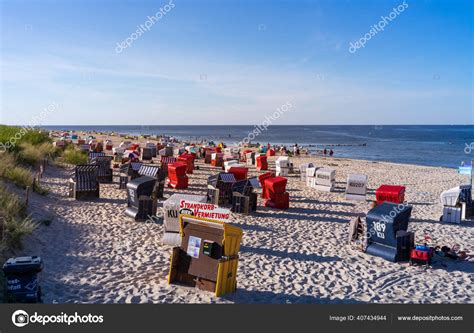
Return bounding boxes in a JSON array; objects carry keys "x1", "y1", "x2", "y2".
[{"x1": 60, "y1": 147, "x2": 88, "y2": 165}]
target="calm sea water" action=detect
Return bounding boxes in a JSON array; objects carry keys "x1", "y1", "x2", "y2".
[{"x1": 42, "y1": 125, "x2": 474, "y2": 168}]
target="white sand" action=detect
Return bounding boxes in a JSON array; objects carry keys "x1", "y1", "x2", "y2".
[{"x1": 15, "y1": 148, "x2": 474, "y2": 304}]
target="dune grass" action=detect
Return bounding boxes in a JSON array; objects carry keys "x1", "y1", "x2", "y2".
[
  {"x1": 0, "y1": 126, "x2": 51, "y2": 192},
  {"x1": 18, "y1": 142, "x2": 58, "y2": 166},
  {"x1": 0, "y1": 125, "x2": 50, "y2": 153},
  {"x1": 0, "y1": 184, "x2": 36, "y2": 251},
  {"x1": 60, "y1": 147, "x2": 88, "y2": 165}
]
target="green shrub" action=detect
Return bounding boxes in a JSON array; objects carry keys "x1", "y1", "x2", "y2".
[
  {"x1": 2, "y1": 216, "x2": 37, "y2": 250},
  {"x1": 61, "y1": 148, "x2": 87, "y2": 165},
  {"x1": 0, "y1": 125, "x2": 50, "y2": 153}
]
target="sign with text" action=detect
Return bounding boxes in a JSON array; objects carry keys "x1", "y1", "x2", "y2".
[{"x1": 179, "y1": 200, "x2": 231, "y2": 222}]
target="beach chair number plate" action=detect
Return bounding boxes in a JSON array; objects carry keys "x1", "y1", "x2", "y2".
[{"x1": 373, "y1": 221, "x2": 386, "y2": 239}]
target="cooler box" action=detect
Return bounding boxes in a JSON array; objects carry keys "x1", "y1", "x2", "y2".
[
  {"x1": 3, "y1": 256, "x2": 43, "y2": 303},
  {"x1": 442, "y1": 206, "x2": 462, "y2": 224},
  {"x1": 410, "y1": 247, "x2": 433, "y2": 266},
  {"x1": 376, "y1": 185, "x2": 405, "y2": 204},
  {"x1": 228, "y1": 166, "x2": 248, "y2": 181}
]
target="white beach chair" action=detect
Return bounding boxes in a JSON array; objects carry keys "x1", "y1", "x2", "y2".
[
  {"x1": 275, "y1": 156, "x2": 290, "y2": 177},
  {"x1": 299, "y1": 163, "x2": 315, "y2": 182},
  {"x1": 440, "y1": 185, "x2": 470, "y2": 223},
  {"x1": 315, "y1": 168, "x2": 336, "y2": 192},
  {"x1": 306, "y1": 167, "x2": 318, "y2": 187},
  {"x1": 245, "y1": 152, "x2": 255, "y2": 166},
  {"x1": 345, "y1": 174, "x2": 368, "y2": 201},
  {"x1": 119, "y1": 141, "x2": 132, "y2": 149},
  {"x1": 162, "y1": 194, "x2": 207, "y2": 246},
  {"x1": 224, "y1": 160, "x2": 239, "y2": 172}
]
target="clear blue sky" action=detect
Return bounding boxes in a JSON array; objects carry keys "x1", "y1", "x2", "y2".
[{"x1": 1, "y1": 0, "x2": 472, "y2": 125}]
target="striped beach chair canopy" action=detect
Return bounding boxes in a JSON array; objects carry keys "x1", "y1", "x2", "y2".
[
  {"x1": 74, "y1": 165, "x2": 99, "y2": 191},
  {"x1": 131, "y1": 162, "x2": 143, "y2": 171},
  {"x1": 138, "y1": 164, "x2": 160, "y2": 178},
  {"x1": 161, "y1": 156, "x2": 177, "y2": 164},
  {"x1": 88, "y1": 152, "x2": 105, "y2": 160},
  {"x1": 219, "y1": 172, "x2": 236, "y2": 183}
]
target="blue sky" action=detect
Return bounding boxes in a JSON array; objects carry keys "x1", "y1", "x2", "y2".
[{"x1": 1, "y1": 0, "x2": 472, "y2": 125}]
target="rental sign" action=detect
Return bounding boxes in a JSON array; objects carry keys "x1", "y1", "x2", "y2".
[{"x1": 179, "y1": 200, "x2": 231, "y2": 222}]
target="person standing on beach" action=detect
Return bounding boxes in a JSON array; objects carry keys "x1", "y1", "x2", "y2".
[{"x1": 330, "y1": 149, "x2": 334, "y2": 157}]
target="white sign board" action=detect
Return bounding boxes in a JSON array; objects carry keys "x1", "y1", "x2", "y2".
[{"x1": 179, "y1": 200, "x2": 231, "y2": 222}]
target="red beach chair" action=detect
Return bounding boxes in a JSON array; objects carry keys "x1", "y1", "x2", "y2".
[
  {"x1": 168, "y1": 162, "x2": 188, "y2": 189},
  {"x1": 228, "y1": 166, "x2": 248, "y2": 181},
  {"x1": 376, "y1": 185, "x2": 406, "y2": 204},
  {"x1": 258, "y1": 172, "x2": 275, "y2": 199},
  {"x1": 266, "y1": 149, "x2": 275, "y2": 157},
  {"x1": 264, "y1": 176, "x2": 287, "y2": 196},
  {"x1": 256, "y1": 155, "x2": 268, "y2": 170},
  {"x1": 264, "y1": 176, "x2": 289, "y2": 209},
  {"x1": 178, "y1": 153, "x2": 195, "y2": 174}
]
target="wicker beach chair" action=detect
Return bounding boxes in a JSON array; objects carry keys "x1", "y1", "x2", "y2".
[
  {"x1": 68, "y1": 165, "x2": 100, "y2": 200},
  {"x1": 207, "y1": 173, "x2": 236, "y2": 206},
  {"x1": 88, "y1": 152, "x2": 105, "y2": 163},
  {"x1": 231, "y1": 177, "x2": 260, "y2": 213},
  {"x1": 138, "y1": 164, "x2": 166, "y2": 199},
  {"x1": 90, "y1": 155, "x2": 113, "y2": 183},
  {"x1": 118, "y1": 162, "x2": 143, "y2": 189}
]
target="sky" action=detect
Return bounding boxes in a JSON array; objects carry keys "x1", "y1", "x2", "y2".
[{"x1": 0, "y1": 0, "x2": 472, "y2": 125}]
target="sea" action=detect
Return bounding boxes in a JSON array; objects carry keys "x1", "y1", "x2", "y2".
[{"x1": 42, "y1": 125, "x2": 474, "y2": 168}]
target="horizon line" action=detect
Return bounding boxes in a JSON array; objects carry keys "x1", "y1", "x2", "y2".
[{"x1": 3, "y1": 124, "x2": 473, "y2": 127}]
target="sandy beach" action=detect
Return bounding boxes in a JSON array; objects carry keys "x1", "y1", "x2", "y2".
[{"x1": 9, "y1": 133, "x2": 471, "y2": 304}]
